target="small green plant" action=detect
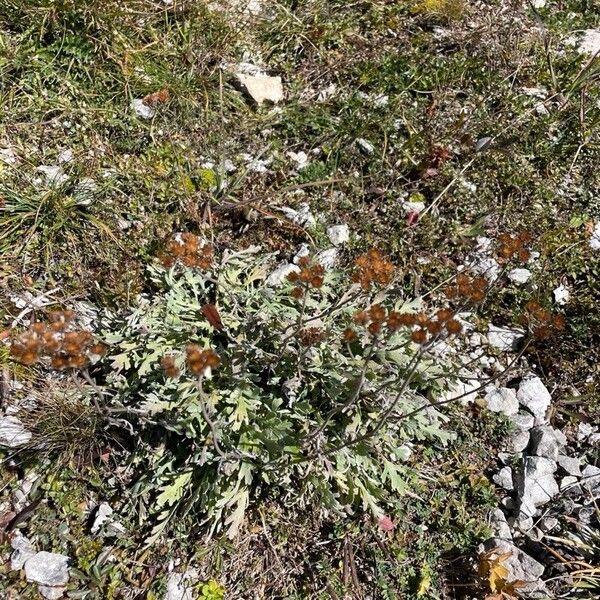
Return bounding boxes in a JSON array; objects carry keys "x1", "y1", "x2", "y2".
[{"x1": 199, "y1": 580, "x2": 225, "y2": 600}]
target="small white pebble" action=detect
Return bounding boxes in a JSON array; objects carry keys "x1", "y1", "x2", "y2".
[
  {"x1": 356, "y1": 138, "x2": 374, "y2": 154},
  {"x1": 266, "y1": 263, "x2": 300, "y2": 287},
  {"x1": 316, "y1": 248, "x2": 338, "y2": 269},
  {"x1": 553, "y1": 284, "x2": 570, "y2": 305},
  {"x1": 508, "y1": 268, "x2": 532, "y2": 285},
  {"x1": 131, "y1": 98, "x2": 154, "y2": 120},
  {"x1": 36, "y1": 165, "x2": 68, "y2": 186},
  {"x1": 327, "y1": 224, "x2": 350, "y2": 246},
  {"x1": 287, "y1": 151, "x2": 310, "y2": 170},
  {"x1": 57, "y1": 149, "x2": 74, "y2": 164},
  {"x1": 0, "y1": 147, "x2": 18, "y2": 165},
  {"x1": 590, "y1": 221, "x2": 600, "y2": 250}
]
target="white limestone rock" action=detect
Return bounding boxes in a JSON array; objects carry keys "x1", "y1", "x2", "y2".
[
  {"x1": 327, "y1": 224, "x2": 349, "y2": 246},
  {"x1": 317, "y1": 83, "x2": 337, "y2": 102},
  {"x1": 74, "y1": 178, "x2": 98, "y2": 206},
  {"x1": 508, "y1": 268, "x2": 532, "y2": 285},
  {"x1": 493, "y1": 466, "x2": 514, "y2": 491},
  {"x1": 589, "y1": 221, "x2": 600, "y2": 250},
  {"x1": 287, "y1": 151, "x2": 310, "y2": 170},
  {"x1": 557, "y1": 455, "x2": 581, "y2": 477},
  {"x1": 441, "y1": 378, "x2": 480, "y2": 405},
  {"x1": 36, "y1": 165, "x2": 68, "y2": 186},
  {"x1": 131, "y1": 98, "x2": 155, "y2": 119},
  {"x1": 568, "y1": 29, "x2": 600, "y2": 56},
  {"x1": 24, "y1": 552, "x2": 70, "y2": 585},
  {"x1": 91, "y1": 502, "x2": 126, "y2": 537},
  {"x1": 10, "y1": 534, "x2": 36, "y2": 570},
  {"x1": 165, "y1": 569, "x2": 198, "y2": 600},
  {"x1": 515, "y1": 456, "x2": 559, "y2": 510},
  {"x1": 553, "y1": 284, "x2": 570, "y2": 305},
  {"x1": 280, "y1": 203, "x2": 316, "y2": 228},
  {"x1": 0, "y1": 147, "x2": 18, "y2": 165},
  {"x1": 512, "y1": 411, "x2": 535, "y2": 432},
  {"x1": 478, "y1": 538, "x2": 545, "y2": 592},
  {"x1": 38, "y1": 585, "x2": 67, "y2": 600},
  {"x1": 356, "y1": 138, "x2": 374, "y2": 154},
  {"x1": 508, "y1": 429, "x2": 531, "y2": 453},
  {"x1": 489, "y1": 508, "x2": 512, "y2": 540},
  {"x1": 577, "y1": 422, "x2": 597, "y2": 441},
  {"x1": 57, "y1": 149, "x2": 74, "y2": 164},
  {"x1": 0, "y1": 416, "x2": 32, "y2": 448},
  {"x1": 266, "y1": 262, "x2": 299, "y2": 287},
  {"x1": 517, "y1": 376, "x2": 552, "y2": 424},
  {"x1": 560, "y1": 475, "x2": 578, "y2": 491},
  {"x1": 235, "y1": 73, "x2": 283, "y2": 105},
  {"x1": 529, "y1": 426, "x2": 566, "y2": 462},
  {"x1": 316, "y1": 248, "x2": 338, "y2": 269},
  {"x1": 581, "y1": 464, "x2": 600, "y2": 498},
  {"x1": 485, "y1": 387, "x2": 519, "y2": 416},
  {"x1": 487, "y1": 325, "x2": 525, "y2": 352}
]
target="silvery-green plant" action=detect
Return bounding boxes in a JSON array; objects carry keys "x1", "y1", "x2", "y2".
[{"x1": 101, "y1": 240, "x2": 474, "y2": 542}]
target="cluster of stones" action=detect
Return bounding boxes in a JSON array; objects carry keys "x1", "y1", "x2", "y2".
[{"x1": 482, "y1": 375, "x2": 600, "y2": 596}]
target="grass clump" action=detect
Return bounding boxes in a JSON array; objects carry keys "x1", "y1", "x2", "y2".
[{"x1": 16, "y1": 384, "x2": 110, "y2": 465}]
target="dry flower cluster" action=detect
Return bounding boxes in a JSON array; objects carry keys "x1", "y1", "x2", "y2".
[
  {"x1": 524, "y1": 301, "x2": 566, "y2": 340},
  {"x1": 349, "y1": 305, "x2": 462, "y2": 344},
  {"x1": 445, "y1": 272, "x2": 488, "y2": 304},
  {"x1": 160, "y1": 354, "x2": 180, "y2": 378},
  {"x1": 10, "y1": 311, "x2": 105, "y2": 369},
  {"x1": 352, "y1": 249, "x2": 395, "y2": 291},
  {"x1": 143, "y1": 88, "x2": 170, "y2": 105},
  {"x1": 298, "y1": 327, "x2": 326, "y2": 347},
  {"x1": 497, "y1": 231, "x2": 532, "y2": 262},
  {"x1": 184, "y1": 345, "x2": 221, "y2": 376},
  {"x1": 287, "y1": 256, "x2": 325, "y2": 298},
  {"x1": 161, "y1": 233, "x2": 213, "y2": 269}
]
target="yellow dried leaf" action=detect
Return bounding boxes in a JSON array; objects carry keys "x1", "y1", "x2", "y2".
[
  {"x1": 489, "y1": 562, "x2": 509, "y2": 593},
  {"x1": 479, "y1": 549, "x2": 513, "y2": 592}
]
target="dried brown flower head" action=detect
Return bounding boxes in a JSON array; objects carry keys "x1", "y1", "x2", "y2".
[
  {"x1": 386, "y1": 311, "x2": 406, "y2": 332},
  {"x1": 342, "y1": 328, "x2": 358, "y2": 343},
  {"x1": 411, "y1": 329, "x2": 427, "y2": 344},
  {"x1": 523, "y1": 301, "x2": 565, "y2": 340},
  {"x1": 426, "y1": 320, "x2": 443, "y2": 334},
  {"x1": 436, "y1": 308, "x2": 452, "y2": 322},
  {"x1": 497, "y1": 231, "x2": 532, "y2": 263},
  {"x1": 445, "y1": 271, "x2": 488, "y2": 304},
  {"x1": 186, "y1": 345, "x2": 221, "y2": 375},
  {"x1": 143, "y1": 88, "x2": 170, "y2": 105},
  {"x1": 161, "y1": 354, "x2": 180, "y2": 378},
  {"x1": 9, "y1": 312, "x2": 103, "y2": 370},
  {"x1": 298, "y1": 327, "x2": 325, "y2": 347},
  {"x1": 445, "y1": 319, "x2": 462, "y2": 335},
  {"x1": 353, "y1": 310, "x2": 369, "y2": 325},
  {"x1": 369, "y1": 304, "x2": 386, "y2": 323},
  {"x1": 288, "y1": 256, "x2": 325, "y2": 298},
  {"x1": 368, "y1": 321, "x2": 382, "y2": 335},
  {"x1": 352, "y1": 249, "x2": 395, "y2": 291},
  {"x1": 161, "y1": 233, "x2": 213, "y2": 270}
]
